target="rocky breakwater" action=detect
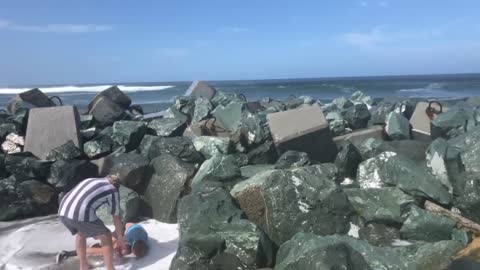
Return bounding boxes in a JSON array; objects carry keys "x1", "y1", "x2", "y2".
[{"x1": 3, "y1": 82, "x2": 480, "y2": 269}]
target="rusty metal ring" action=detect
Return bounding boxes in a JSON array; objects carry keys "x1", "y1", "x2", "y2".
[
  {"x1": 426, "y1": 101, "x2": 443, "y2": 120},
  {"x1": 50, "y1": 96, "x2": 63, "y2": 106},
  {"x1": 239, "y1": 93, "x2": 248, "y2": 102}
]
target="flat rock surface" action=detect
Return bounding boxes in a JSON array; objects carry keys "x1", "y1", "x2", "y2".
[{"x1": 0, "y1": 216, "x2": 179, "y2": 270}]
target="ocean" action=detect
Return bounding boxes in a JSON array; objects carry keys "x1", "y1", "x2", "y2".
[{"x1": 1, "y1": 73, "x2": 480, "y2": 113}]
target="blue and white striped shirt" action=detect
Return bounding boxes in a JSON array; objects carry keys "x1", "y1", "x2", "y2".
[{"x1": 58, "y1": 178, "x2": 120, "y2": 222}]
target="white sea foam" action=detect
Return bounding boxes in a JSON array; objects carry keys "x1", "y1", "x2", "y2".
[
  {"x1": 0, "y1": 85, "x2": 175, "y2": 94},
  {"x1": 397, "y1": 82, "x2": 454, "y2": 97}
]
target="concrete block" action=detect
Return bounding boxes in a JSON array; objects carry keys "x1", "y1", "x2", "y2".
[
  {"x1": 88, "y1": 96, "x2": 126, "y2": 127},
  {"x1": 267, "y1": 104, "x2": 337, "y2": 162},
  {"x1": 184, "y1": 81, "x2": 216, "y2": 100},
  {"x1": 410, "y1": 102, "x2": 448, "y2": 141},
  {"x1": 24, "y1": 106, "x2": 81, "y2": 160},
  {"x1": 7, "y1": 88, "x2": 56, "y2": 114},
  {"x1": 333, "y1": 126, "x2": 384, "y2": 147}
]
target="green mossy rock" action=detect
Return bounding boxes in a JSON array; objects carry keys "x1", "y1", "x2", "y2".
[
  {"x1": 147, "y1": 118, "x2": 186, "y2": 137},
  {"x1": 192, "y1": 97, "x2": 213, "y2": 123},
  {"x1": 335, "y1": 143, "x2": 362, "y2": 179},
  {"x1": 345, "y1": 103, "x2": 371, "y2": 130},
  {"x1": 240, "y1": 165, "x2": 275, "y2": 178},
  {"x1": 148, "y1": 136, "x2": 203, "y2": 164},
  {"x1": 5, "y1": 153, "x2": 52, "y2": 181},
  {"x1": 97, "y1": 185, "x2": 140, "y2": 224},
  {"x1": 112, "y1": 120, "x2": 147, "y2": 151},
  {"x1": 47, "y1": 160, "x2": 97, "y2": 192},
  {"x1": 192, "y1": 136, "x2": 231, "y2": 159},
  {"x1": 274, "y1": 151, "x2": 311, "y2": 170},
  {"x1": 191, "y1": 154, "x2": 241, "y2": 188},
  {"x1": 400, "y1": 205, "x2": 456, "y2": 242},
  {"x1": 211, "y1": 101, "x2": 245, "y2": 132},
  {"x1": 46, "y1": 140, "x2": 83, "y2": 161},
  {"x1": 385, "y1": 112, "x2": 410, "y2": 140}
]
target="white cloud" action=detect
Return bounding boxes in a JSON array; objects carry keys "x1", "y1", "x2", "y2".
[
  {"x1": 0, "y1": 20, "x2": 112, "y2": 33},
  {"x1": 341, "y1": 26, "x2": 385, "y2": 48},
  {"x1": 222, "y1": 26, "x2": 249, "y2": 33},
  {"x1": 156, "y1": 48, "x2": 190, "y2": 57},
  {"x1": 378, "y1": 1, "x2": 389, "y2": 7},
  {"x1": 340, "y1": 25, "x2": 453, "y2": 48}
]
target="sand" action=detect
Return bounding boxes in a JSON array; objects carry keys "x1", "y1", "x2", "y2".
[{"x1": 0, "y1": 216, "x2": 179, "y2": 270}]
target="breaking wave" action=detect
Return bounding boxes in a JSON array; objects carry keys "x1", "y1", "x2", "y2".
[
  {"x1": 397, "y1": 83, "x2": 453, "y2": 97},
  {"x1": 0, "y1": 84, "x2": 175, "y2": 94}
]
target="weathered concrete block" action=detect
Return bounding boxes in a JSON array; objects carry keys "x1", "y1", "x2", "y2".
[
  {"x1": 7, "y1": 88, "x2": 56, "y2": 114},
  {"x1": 24, "y1": 106, "x2": 82, "y2": 160},
  {"x1": 185, "y1": 81, "x2": 217, "y2": 100},
  {"x1": 333, "y1": 126, "x2": 384, "y2": 147},
  {"x1": 267, "y1": 104, "x2": 337, "y2": 162},
  {"x1": 410, "y1": 102, "x2": 448, "y2": 141}
]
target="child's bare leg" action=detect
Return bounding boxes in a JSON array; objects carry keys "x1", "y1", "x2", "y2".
[
  {"x1": 97, "y1": 233, "x2": 114, "y2": 270},
  {"x1": 86, "y1": 246, "x2": 104, "y2": 256},
  {"x1": 76, "y1": 234, "x2": 88, "y2": 270}
]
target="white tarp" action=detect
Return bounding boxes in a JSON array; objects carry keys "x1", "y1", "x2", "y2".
[{"x1": 0, "y1": 216, "x2": 179, "y2": 270}]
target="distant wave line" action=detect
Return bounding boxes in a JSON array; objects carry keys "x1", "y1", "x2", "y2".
[{"x1": 0, "y1": 85, "x2": 176, "y2": 94}]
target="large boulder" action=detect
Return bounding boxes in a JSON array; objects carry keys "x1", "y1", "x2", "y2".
[
  {"x1": 47, "y1": 160, "x2": 98, "y2": 192},
  {"x1": 274, "y1": 150, "x2": 311, "y2": 169},
  {"x1": 350, "y1": 91, "x2": 375, "y2": 108},
  {"x1": 247, "y1": 141, "x2": 278, "y2": 165},
  {"x1": 0, "y1": 178, "x2": 56, "y2": 221},
  {"x1": 211, "y1": 101, "x2": 245, "y2": 132},
  {"x1": 230, "y1": 165, "x2": 352, "y2": 245},
  {"x1": 146, "y1": 118, "x2": 187, "y2": 137},
  {"x1": 192, "y1": 97, "x2": 213, "y2": 123},
  {"x1": 148, "y1": 137, "x2": 203, "y2": 164},
  {"x1": 88, "y1": 86, "x2": 132, "y2": 111},
  {"x1": 100, "y1": 153, "x2": 152, "y2": 193},
  {"x1": 357, "y1": 151, "x2": 451, "y2": 204},
  {"x1": 358, "y1": 223, "x2": 401, "y2": 247},
  {"x1": 385, "y1": 111, "x2": 410, "y2": 140},
  {"x1": 344, "y1": 103, "x2": 371, "y2": 130},
  {"x1": 344, "y1": 187, "x2": 416, "y2": 224},
  {"x1": 334, "y1": 143, "x2": 362, "y2": 179},
  {"x1": 45, "y1": 140, "x2": 83, "y2": 161},
  {"x1": 275, "y1": 233, "x2": 462, "y2": 270},
  {"x1": 192, "y1": 136, "x2": 231, "y2": 159},
  {"x1": 240, "y1": 165, "x2": 276, "y2": 178},
  {"x1": 400, "y1": 205, "x2": 456, "y2": 242},
  {"x1": 5, "y1": 153, "x2": 52, "y2": 181},
  {"x1": 144, "y1": 154, "x2": 196, "y2": 223},
  {"x1": 112, "y1": 121, "x2": 147, "y2": 151},
  {"x1": 431, "y1": 107, "x2": 473, "y2": 139},
  {"x1": 96, "y1": 185, "x2": 140, "y2": 224},
  {"x1": 171, "y1": 184, "x2": 275, "y2": 270},
  {"x1": 369, "y1": 102, "x2": 396, "y2": 125},
  {"x1": 191, "y1": 154, "x2": 241, "y2": 188},
  {"x1": 332, "y1": 96, "x2": 354, "y2": 110}
]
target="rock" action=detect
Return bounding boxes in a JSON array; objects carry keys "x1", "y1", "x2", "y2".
[
  {"x1": 0, "y1": 178, "x2": 56, "y2": 221},
  {"x1": 334, "y1": 143, "x2": 362, "y2": 178},
  {"x1": 350, "y1": 91, "x2": 375, "y2": 108},
  {"x1": 144, "y1": 154, "x2": 196, "y2": 223},
  {"x1": 147, "y1": 118, "x2": 186, "y2": 137},
  {"x1": 358, "y1": 223, "x2": 401, "y2": 246},
  {"x1": 240, "y1": 111, "x2": 269, "y2": 146},
  {"x1": 47, "y1": 160, "x2": 98, "y2": 192},
  {"x1": 329, "y1": 119, "x2": 348, "y2": 137},
  {"x1": 400, "y1": 205, "x2": 456, "y2": 242},
  {"x1": 112, "y1": 121, "x2": 147, "y2": 151},
  {"x1": 344, "y1": 187, "x2": 416, "y2": 224},
  {"x1": 174, "y1": 96, "x2": 196, "y2": 118},
  {"x1": 171, "y1": 185, "x2": 274, "y2": 270},
  {"x1": 192, "y1": 97, "x2": 213, "y2": 123},
  {"x1": 5, "y1": 153, "x2": 52, "y2": 181},
  {"x1": 136, "y1": 134, "x2": 158, "y2": 157},
  {"x1": 45, "y1": 140, "x2": 82, "y2": 161},
  {"x1": 0, "y1": 123, "x2": 20, "y2": 139},
  {"x1": 232, "y1": 153, "x2": 249, "y2": 167},
  {"x1": 284, "y1": 98, "x2": 305, "y2": 110},
  {"x1": 431, "y1": 107, "x2": 473, "y2": 139},
  {"x1": 24, "y1": 106, "x2": 82, "y2": 160},
  {"x1": 0, "y1": 155, "x2": 7, "y2": 178},
  {"x1": 191, "y1": 154, "x2": 240, "y2": 188},
  {"x1": 426, "y1": 138, "x2": 454, "y2": 193},
  {"x1": 369, "y1": 102, "x2": 396, "y2": 125},
  {"x1": 211, "y1": 101, "x2": 244, "y2": 132},
  {"x1": 231, "y1": 165, "x2": 352, "y2": 245},
  {"x1": 276, "y1": 233, "x2": 462, "y2": 270},
  {"x1": 245, "y1": 101, "x2": 265, "y2": 113},
  {"x1": 88, "y1": 96, "x2": 126, "y2": 127},
  {"x1": 103, "y1": 153, "x2": 152, "y2": 193},
  {"x1": 385, "y1": 111, "x2": 410, "y2": 140},
  {"x1": 148, "y1": 137, "x2": 203, "y2": 163},
  {"x1": 344, "y1": 103, "x2": 371, "y2": 130},
  {"x1": 80, "y1": 127, "x2": 97, "y2": 140},
  {"x1": 452, "y1": 175, "x2": 480, "y2": 223},
  {"x1": 185, "y1": 81, "x2": 217, "y2": 100},
  {"x1": 192, "y1": 136, "x2": 231, "y2": 159},
  {"x1": 83, "y1": 139, "x2": 113, "y2": 159},
  {"x1": 332, "y1": 96, "x2": 354, "y2": 110},
  {"x1": 1, "y1": 133, "x2": 24, "y2": 154},
  {"x1": 6, "y1": 88, "x2": 56, "y2": 114},
  {"x1": 163, "y1": 107, "x2": 189, "y2": 123},
  {"x1": 240, "y1": 165, "x2": 275, "y2": 178},
  {"x1": 96, "y1": 185, "x2": 140, "y2": 224},
  {"x1": 274, "y1": 151, "x2": 311, "y2": 169},
  {"x1": 261, "y1": 99, "x2": 286, "y2": 113},
  {"x1": 11, "y1": 108, "x2": 29, "y2": 133},
  {"x1": 357, "y1": 151, "x2": 451, "y2": 204},
  {"x1": 80, "y1": 115, "x2": 95, "y2": 130},
  {"x1": 247, "y1": 141, "x2": 278, "y2": 165},
  {"x1": 267, "y1": 104, "x2": 337, "y2": 163}
]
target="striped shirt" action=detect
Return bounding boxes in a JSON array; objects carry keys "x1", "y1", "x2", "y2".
[{"x1": 58, "y1": 178, "x2": 120, "y2": 222}]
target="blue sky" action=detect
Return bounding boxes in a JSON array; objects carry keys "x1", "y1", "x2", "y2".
[{"x1": 0, "y1": 0, "x2": 479, "y2": 85}]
